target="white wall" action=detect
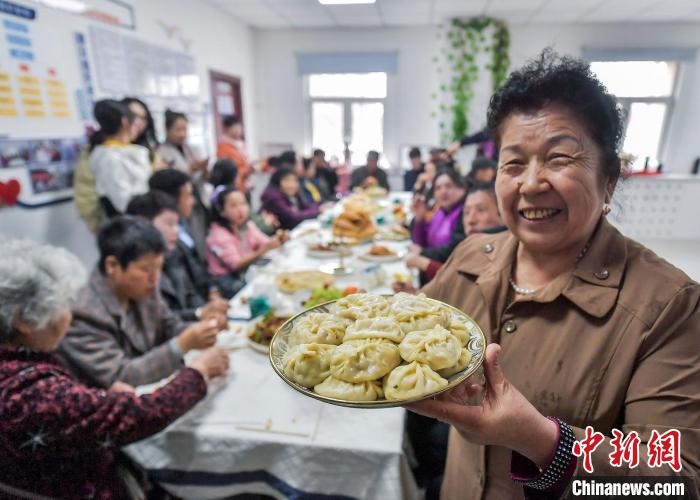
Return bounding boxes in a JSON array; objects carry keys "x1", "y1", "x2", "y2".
[
  {"x1": 254, "y1": 21, "x2": 700, "y2": 173},
  {"x1": 0, "y1": 0, "x2": 256, "y2": 266},
  {"x1": 253, "y1": 26, "x2": 441, "y2": 166}
]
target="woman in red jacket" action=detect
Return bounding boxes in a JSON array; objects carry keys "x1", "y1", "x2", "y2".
[{"x1": 0, "y1": 239, "x2": 229, "y2": 499}]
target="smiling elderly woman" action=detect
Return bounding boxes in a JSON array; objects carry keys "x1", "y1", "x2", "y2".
[
  {"x1": 411, "y1": 50, "x2": 700, "y2": 499},
  {"x1": 0, "y1": 239, "x2": 228, "y2": 499}
]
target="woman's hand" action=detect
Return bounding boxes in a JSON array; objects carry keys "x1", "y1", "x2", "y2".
[
  {"x1": 319, "y1": 202, "x2": 335, "y2": 212},
  {"x1": 406, "y1": 254, "x2": 430, "y2": 272},
  {"x1": 109, "y1": 381, "x2": 135, "y2": 393},
  {"x1": 191, "y1": 157, "x2": 209, "y2": 173},
  {"x1": 177, "y1": 319, "x2": 220, "y2": 352},
  {"x1": 190, "y1": 347, "x2": 230, "y2": 380},
  {"x1": 412, "y1": 195, "x2": 428, "y2": 221},
  {"x1": 406, "y1": 344, "x2": 559, "y2": 468},
  {"x1": 261, "y1": 210, "x2": 280, "y2": 228},
  {"x1": 263, "y1": 235, "x2": 283, "y2": 252}
]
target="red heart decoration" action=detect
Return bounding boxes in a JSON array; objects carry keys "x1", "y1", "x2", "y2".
[{"x1": 0, "y1": 179, "x2": 21, "y2": 206}]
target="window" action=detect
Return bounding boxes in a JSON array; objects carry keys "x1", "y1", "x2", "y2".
[
  {"x1": 590, "y1": 61, "x2": 678, "y2": 171},
  {"x1": 308, "y1": 72, "x2": 386, "y2": 166}
]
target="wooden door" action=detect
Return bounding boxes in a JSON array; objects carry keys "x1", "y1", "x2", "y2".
[{"x1": 209, "y1": 70, "x2": 243, "y2": 143}]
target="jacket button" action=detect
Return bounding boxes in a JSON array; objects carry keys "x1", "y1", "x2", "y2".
[
  {"x1": 503, "y1": 320, "x2": 517, "y2": 333},
  {"x1": 594, "y1": 269, "x2": 610, "y2": 280},
  {"x1": 484, "y1": 243, "x2": 494, "y2": 254}
]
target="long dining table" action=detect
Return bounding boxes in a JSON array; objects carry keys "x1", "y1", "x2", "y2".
[{"x1": 126, "y1": 192, "x2": 421, "y2": 500}]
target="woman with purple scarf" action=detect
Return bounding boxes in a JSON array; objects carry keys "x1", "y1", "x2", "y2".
[{"x1": 411, "y1": 169, "x2": 466, "y2": 249}]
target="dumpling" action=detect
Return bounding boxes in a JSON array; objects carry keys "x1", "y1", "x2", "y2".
[
  {"x1": 398, "y1": 325, "x2": 461, "y2": 370},
  {"x1": 314, "y1": 376, "x2": 384, "y2": 401},
  {"x1": 384, "y1": 361, "x2": 448, "y2": 401},
  {"x1": 330, "y1": 339, "x2": 401, "y2": 383},
  {"x1": 389, "y1": 293, "x2": 443, "y2": 321},
  {"x1": 283, "y1": 343, "x2": 335, "y2": 388},
  {"x1": 330, "y1": 293, "x2": 390, "y2": 321},
  {"x1": 343, "y1": 317, "x2": 404, "y2": 343},
  {"x1": 447, "y1": 320, "x2": 469, "y2": 346},
  {"x1": 390, "y1": 293, "x2": 451, "y2": 333},
  {"x1": 437, "y1": 347, "x2": 473, "y2": 378},
  {"x1": 289, "y1": 313, "x2": 348, "y2": 346}
]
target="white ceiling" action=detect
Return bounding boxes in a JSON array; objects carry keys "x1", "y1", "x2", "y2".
[{"x1": 206, "y1": 0, "x2": 700, "y2": 28}]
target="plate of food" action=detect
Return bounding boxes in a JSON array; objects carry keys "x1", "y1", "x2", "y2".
[
  {"x1": 377, "y1": 225, "x2": 411, "y2": 241},
  {"x1": 275, "y1": 270, "x2": 335, "y2": 294},
  {"x1": 247, "y1": 311, "x2": 292, "y2": 353},
  {"x1": 269, "y1": 292, "x2": 486, "y2": 408},
  {"x1": 359, "y1": 244, "x2": 404, "y2": 262},
  {"x1": 307, "y1": 242, "x2": 353, "y2": 259},
  {"x1": 332, "y1": 209, "x2": 377, "y2": 242}
]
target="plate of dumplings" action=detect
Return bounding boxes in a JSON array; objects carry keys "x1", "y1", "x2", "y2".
[{"x1": 269, "y1": 292, "x2": 486, "y2": 408}]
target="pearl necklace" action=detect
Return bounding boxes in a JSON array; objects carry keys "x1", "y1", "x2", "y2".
[{"x1": 509, "y1": 240, "x2": 593, "y2": 295}]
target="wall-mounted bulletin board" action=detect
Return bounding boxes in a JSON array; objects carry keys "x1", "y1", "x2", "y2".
[{"x1": 0, "y1": 0, "x2": 207, "y2": 208}]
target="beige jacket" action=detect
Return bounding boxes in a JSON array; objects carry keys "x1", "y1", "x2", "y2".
[{"x1": 422, "y1": 218, "x2": 700, "y2": 499}]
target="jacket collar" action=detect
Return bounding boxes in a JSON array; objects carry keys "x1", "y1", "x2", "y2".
[
  {"x1": 456, "y1": 218, "x2": 627, "y2": 319},
  {"x1": 89, "y1": 268, "x2": 124, "y2": 319}
]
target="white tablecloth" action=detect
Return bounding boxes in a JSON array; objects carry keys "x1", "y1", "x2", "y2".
[{"x1": 127, "y1": 193, "x2": 420, "y2": 500}]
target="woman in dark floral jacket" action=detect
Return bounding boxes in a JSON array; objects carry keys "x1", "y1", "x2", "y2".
[{"x1": 0, "y1": 239, "x2": 229, "y2": 499}]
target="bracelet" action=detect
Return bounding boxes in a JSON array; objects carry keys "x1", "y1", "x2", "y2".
[{"x1": 513, "y1": 417, "x2": 576, "y2": 491}]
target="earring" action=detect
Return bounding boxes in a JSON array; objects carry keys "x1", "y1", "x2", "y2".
[{"x1": 602, "y1": 203, "x2": 611, "y2": 215}]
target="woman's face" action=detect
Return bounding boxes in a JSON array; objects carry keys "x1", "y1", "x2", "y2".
[
  {"x1": 167, "y1": 117, "x2": 188, "y2": 146},
  {"x1": 280, "y1": 173, "x2": 299, "y2": 198},
  {"x1": 128, "y1": 101, "x2": 148, "y2": 140},
  {"x1": 463, "y1": 190, "x2": 502, "y2": 234},
  {"x1": 152, "y1": 209, "x2": 179, "y2": 251},
  {"x1": 222, "y1": 191, "x2": 249, "y2": 227},
  {"x1": 495, "y1": 104, "x2": 610, "y2": 255},
  {"x1": 15, "y1": 307, "x2": 72, "y2": 352},
  {"x1": 434, "y1": 174, "x2": 465, "y2": 210}
]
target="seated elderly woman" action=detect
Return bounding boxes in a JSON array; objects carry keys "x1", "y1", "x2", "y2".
[
  {"x1": 404, "y1": 181, "x2": 505, "y2": 284},
  {"x1": 0, "y1": 239, "x2": 228, "y2": 498},
  {"x1": 411, "y1": 168, "x2": 466, "y2": 250},
  {"x1": 410, "y1": 50, "x2": 700, "y2": 499},
  {"x1": 126, "y1": 191, "x2": 229, "y2": 325},
  {"x1": 58, "y1": 216, "x2": 227, "y2": 388},
  {"x1": 261, "y1": 167, "x2": 328, "y2": 230}
]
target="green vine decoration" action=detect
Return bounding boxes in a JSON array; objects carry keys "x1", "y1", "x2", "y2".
[{"x1": 434, "y1": 17, "x2": 510, "y2": 143}]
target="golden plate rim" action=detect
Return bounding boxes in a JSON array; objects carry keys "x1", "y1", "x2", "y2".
[{"x1": 268, "y1": 295, "x2": 486, "y2": 409}]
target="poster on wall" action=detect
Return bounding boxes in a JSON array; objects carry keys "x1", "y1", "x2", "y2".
[
  {"x1": 88, "y1": 25, "x2": 209, "y2": 152},
  {"x1": 0, "y1": 136, "x2": 83, "y2": 207},
  {"x1": 0, "y1": 1, "x2": 87, "y2": 207}
]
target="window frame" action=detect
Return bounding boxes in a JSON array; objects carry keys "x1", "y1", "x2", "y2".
[
  {"x1": 304, "y1": 74, "x2": 386, "y2": 166},
  {"x1": 589, "y1": 59, "x2": 682, "y2": 171}
]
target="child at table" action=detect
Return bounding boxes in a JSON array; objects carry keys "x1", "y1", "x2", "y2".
[{"x1": 207, "y1": 187, "x2": 285, "y2": 297}]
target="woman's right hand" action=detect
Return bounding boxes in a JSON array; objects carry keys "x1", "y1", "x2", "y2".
[
  {"x1": 177, "y1": 319, "x2": 220, "y2": 352},
  {"x1": 412, "y1": 195, "x2": 428, "y2": 220},
  {"x1": 263, "y1": 235, "x2": 283, "y2": 252},
  {"x1": 190, "y1": 347, "x2": 230, "y2": 380}
]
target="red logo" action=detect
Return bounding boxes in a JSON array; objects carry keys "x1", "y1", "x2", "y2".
[
  {"x1": 648, "y1": 429, "x2": 682, "y2": 472},
  {"x1": 609, "y1": 429, "x2": 641, "y2": 468},
  {"x1": 572, "y1": 426, "x2": 605, "y2": 473}
]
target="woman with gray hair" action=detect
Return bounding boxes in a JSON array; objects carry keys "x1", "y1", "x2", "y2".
[{"x1": 0, "y1": 239, "x2": 227, "y2": 499}]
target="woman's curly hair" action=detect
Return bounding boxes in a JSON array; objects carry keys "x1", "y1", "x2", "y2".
[{"x1": 487, "y1": 48, "x2": 625, "y2": 184}]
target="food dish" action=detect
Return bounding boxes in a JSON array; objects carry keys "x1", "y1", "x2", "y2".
[
  {"x1": 275, "y1": 270, "x2": 335, "y2": 294},
  {"x1": 269, "y1": 293, "x2": 486, "y2": 408},
  {"x1": 307, "y1": 242, "x2": 352, "y2": 258},
  {"x1": 247, "y1": 312, "x2": 292, "y2": 353},
  {"x1": 332, "y1": 210, "x2": 377, "y2": 241},
  {"x1": 359, "y1": 244, "x2": 403, "y2": 263},
  {"x1": 377, "y1": 225, "x2": 410, "y2": 241}
]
